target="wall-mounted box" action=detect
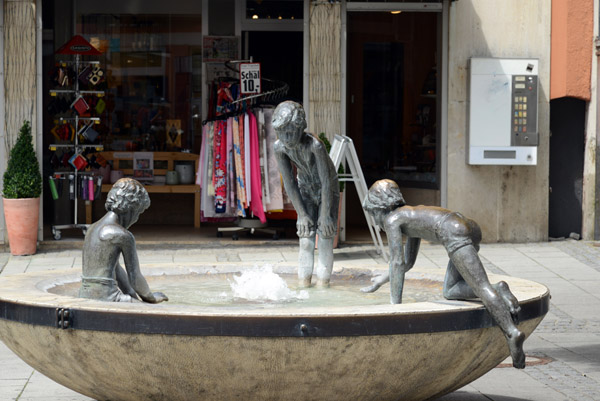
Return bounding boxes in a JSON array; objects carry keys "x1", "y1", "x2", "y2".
[{"x1": 468, "y1": 58, "x2": 539, "y2": 165}]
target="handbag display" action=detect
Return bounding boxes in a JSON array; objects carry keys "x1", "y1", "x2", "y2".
[
  {"x1": 88, "y1": 65, "x2": 105, "y2": 86},
  {"x1": 82, "y1": 126, "x2": 99, "y2": 142},
  {"x1": 95, "y1": 98, "x2": 106, "y2": 114},
  {"x1": 68, "y1": 152, "x2": 88, "y2": 170},
  {"x1": 71, "y1": 96, "x2": 89, "y2": 115}
]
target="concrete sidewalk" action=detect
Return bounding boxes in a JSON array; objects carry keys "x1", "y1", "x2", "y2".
[{"x1": 0, "y1": 239, "x2": 599, "y2": 400}]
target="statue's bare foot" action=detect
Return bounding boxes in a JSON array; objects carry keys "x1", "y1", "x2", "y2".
[
  {"x1": 316, "y1": 278, "x2": 330, "y2": 288},
  {"x1": 508, "y1": 329, "x2": 526, "y2": 369},
  {"x1": 360, "y1": 274, "x2": 387, "y2": 293},
  {"x1": 299, "y1": 277, "x2": 312, "y2": 288},
  {"x1": 360, "y1": 283, "x2": 380, "y2": 293},
  {"x1": 494, "y1": 281, "x2": 521, "y2": 321}
]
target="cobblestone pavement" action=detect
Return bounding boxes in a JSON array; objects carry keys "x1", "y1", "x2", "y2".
[{"x1": 0, "y1": 239, "x2": 599, "y2": 400}]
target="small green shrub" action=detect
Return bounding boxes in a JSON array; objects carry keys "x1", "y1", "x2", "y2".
[
  {"x1": 318, "y1": 133, "x2": 345, "y2": 192},
  {"x1": 2, "y1": 121, "x2": 42, "y2": 199}
]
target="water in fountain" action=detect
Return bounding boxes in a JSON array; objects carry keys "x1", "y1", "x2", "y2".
[
  {"x1": 50, "y1": 265, "x2": 442, "y2": 309},
  {"x1": 148, "y1": 265, "x2": 440, "y2": 308},
  {"x1": 229, "y1": 264, "x2": 309, "y2": 301}
]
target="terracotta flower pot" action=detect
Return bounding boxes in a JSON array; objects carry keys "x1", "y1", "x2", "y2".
[{"x1": 3, "y1": 197, "x2": 40, "y2": 256}]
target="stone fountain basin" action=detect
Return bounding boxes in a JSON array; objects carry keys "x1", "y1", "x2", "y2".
[{"x1": 0, "y1": 264, "x2": 549, "y2": 401}]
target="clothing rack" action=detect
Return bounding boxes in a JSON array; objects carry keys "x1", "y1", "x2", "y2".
[
  {"x1": 200, "y1": 107, "x2": 288, "y2": 240},
  {"x1": 200, "y1": 60, "x2": 291, "y2": 240}
]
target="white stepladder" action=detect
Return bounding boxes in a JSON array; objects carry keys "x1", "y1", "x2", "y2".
[{"x1": 329, "y1": 135, "x2": 388, "y2": 261}]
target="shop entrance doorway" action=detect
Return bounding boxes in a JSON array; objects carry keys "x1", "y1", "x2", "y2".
[{"x1": 346, "y1": 11, "x2": 440, "y2": 225}]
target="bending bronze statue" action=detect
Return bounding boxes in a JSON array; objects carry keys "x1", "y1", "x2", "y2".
[
  {"x1": 79, "y1": 178, "x2": 168, "y2": 303},
  {"x1": 362, "y1": 179, "x2": 525, "y2": 369},
  {"x1": 273, "y1": 101, "x2": 339, "y2": 287}
]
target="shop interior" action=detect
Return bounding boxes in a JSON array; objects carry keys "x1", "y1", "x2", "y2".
[
  {"x1": 345, "y1": 10, "x2": 441, "y2": 226},
  {"x1": 40, "y1": 1, "x2": 440, "y2": 244},
  {"x1": 41, "y1": 0, "x2": 307, "y2": 243}
]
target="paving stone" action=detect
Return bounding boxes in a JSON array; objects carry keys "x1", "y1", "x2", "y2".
[
  {"x1": 437, "y1": 388, "x2": 490, "y2": 400},
  {"x1": 0, "y1": 383, "x2": 28, "y2": 401},
  {"x1": 467, "y1": 365, "x2": 570, "y2": 401},
  {"x1": 239, "y1": 251, "x2": 285, "y2": 263},
  {"x1": 173, "y1": 251, "x2": 218, "y2": 263},
  {"x1": 280, "y1": 251, "x2": 298, "y2": 262},
  {"x1": 3, "y1": 263, "x2": 33, "y2": 275},
  {"x1": 569, "y1": 280, "x2": 600, "y2": 296}
]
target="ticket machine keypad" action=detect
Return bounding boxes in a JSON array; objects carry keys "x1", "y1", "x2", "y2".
[{"x1": 511, "y1": 75, "x2": 538, "y2": 146}]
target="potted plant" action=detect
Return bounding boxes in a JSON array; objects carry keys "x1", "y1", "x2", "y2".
[
  {"x1": 318, "y1": 133, "x2": 345, "y2": 248},
  {"x1": 2, "y1": 121, "x2": 42, "y2": 255}
]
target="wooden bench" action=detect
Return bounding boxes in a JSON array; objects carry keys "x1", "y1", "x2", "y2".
[{"x1": 88, "y1": 151, "x2": 201, "y2": 228}]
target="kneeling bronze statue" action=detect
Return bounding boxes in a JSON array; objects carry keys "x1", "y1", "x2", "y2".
[{"x1": 79, "y1": 178, "x2": 168, "y2": 304}]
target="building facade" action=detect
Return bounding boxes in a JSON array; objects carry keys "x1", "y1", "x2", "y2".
[{"x1": 1, "y1": 0, "x2": 595, "y2": 245}]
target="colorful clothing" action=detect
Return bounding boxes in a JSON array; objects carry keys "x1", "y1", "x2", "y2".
[
  {"x1": 213, "y1": 120, "x2": 227, "y2": 213},
  {"x1": 244, "y1": 113, "x2": 252, "y2": 204},
  {"x1": 215, "y1": 82, "x2": 234, "y2": 116},
  {"x1": 258, "y1": 109, "x2": 271, "y2": 208},
  {"x1": 248, "y1": 111, "x2": 266, "y2": 223},
  {"x1": 232, "y1": 116, "x2": 247, "y2": 217},
  {"x1": 262, "y1": 107, "x2": 284, "y2": 212},
  {"x1": 226, "y1": 117, "x2": 235, "y2": 208}
]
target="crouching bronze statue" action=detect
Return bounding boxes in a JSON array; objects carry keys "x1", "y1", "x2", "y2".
[{"x1": 362, "y1": 179, "x2": 525, "y2": 369}]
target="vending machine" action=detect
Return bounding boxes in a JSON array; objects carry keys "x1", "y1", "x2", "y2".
[{"x1": 468, "y1": 58, "x2": 539, "y2": 165}]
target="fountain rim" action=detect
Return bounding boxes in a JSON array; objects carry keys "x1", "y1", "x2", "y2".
[{"x1": 0, "y1": 266, "x2": 550, "y2": 337}]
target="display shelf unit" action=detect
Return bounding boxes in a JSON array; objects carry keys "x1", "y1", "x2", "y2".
[{"x1": 49, "y1": 48, "x2": 104, "y2": 240}]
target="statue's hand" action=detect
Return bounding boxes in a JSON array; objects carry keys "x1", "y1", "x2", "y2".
[
  {"x1": 144, "y1": 291, "x2": 169, "y2": 303},
  {"x1": 360, "y1": 273, "x2": 389, "y2": 293},
  {"x1": 318, "y1": 216, "x2": 336, "y2": 238},
  {"x1": 297, "y1": 215, "x2": 315, "y2": 238}
]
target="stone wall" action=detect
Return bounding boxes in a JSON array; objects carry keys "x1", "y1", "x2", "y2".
[{"x1": 447, "y1": 0, "x2": 551, "y2": 242}]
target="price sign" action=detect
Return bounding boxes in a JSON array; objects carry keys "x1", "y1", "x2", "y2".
[{"x1": 239, "y1": 63, "x2": 261, "y2": 95}]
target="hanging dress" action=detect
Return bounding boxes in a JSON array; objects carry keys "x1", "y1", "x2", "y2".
[
  {"x1": 248, "y1": 111, "x2": 266, "y2": 223},
  {"x1": 258, "y1": 109, "x2": 271, "y2": 209},
  {"x1": 244, "y1": 112, "x2": 252, "y2": 204},
  {"x1": 226, "y1": 117, "x2": 235, "y2": 209},
  {"x1": 232, "y1": 116, "x2": 247, "y2": 217},
  {"x1": 213, "y1": 120, "x2": 227, "y2": 213},
  {"x1": 263, "y1": 107, "x2": 284, "y2": 211}
]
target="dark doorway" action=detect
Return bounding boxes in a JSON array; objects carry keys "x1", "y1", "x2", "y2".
[
  {"x1": 362, "y1": 42, "x2": 404, "y2": 170},
  {"x1": 346, "y1": 11, "x2": 439, "y2": 226},
  {"x1": 347, "y1": 11, "x2": 438, "y2": 190},
  {"x1": 549, "y1": 97, "x2": 585, "y2": 238}
]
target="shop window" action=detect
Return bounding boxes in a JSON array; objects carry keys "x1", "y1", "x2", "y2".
[{"x1": 46, "y1": 2, "x2": 203, "y2": 153}]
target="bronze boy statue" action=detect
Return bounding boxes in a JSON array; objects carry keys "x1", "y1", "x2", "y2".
[
  {"x1": 273, "y1": 101, "x2": 339, "y2": 287},
  {"x1": 362, "y1": 179, "x2": 526, "y2": 369},
  {"x1": 79, "y1": 178, "x2": 168, "y2": 303}
]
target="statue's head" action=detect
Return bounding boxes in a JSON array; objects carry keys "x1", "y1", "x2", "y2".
[
  {"x1": 105, "y1": 178, "x2": 150, "y2": 227},
  {"x1": 363, "y1": 179, "x2": 406, "y2": 216},
  {"x1": 272, "y1": 101, "x2": 307, "y2": 148}
]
